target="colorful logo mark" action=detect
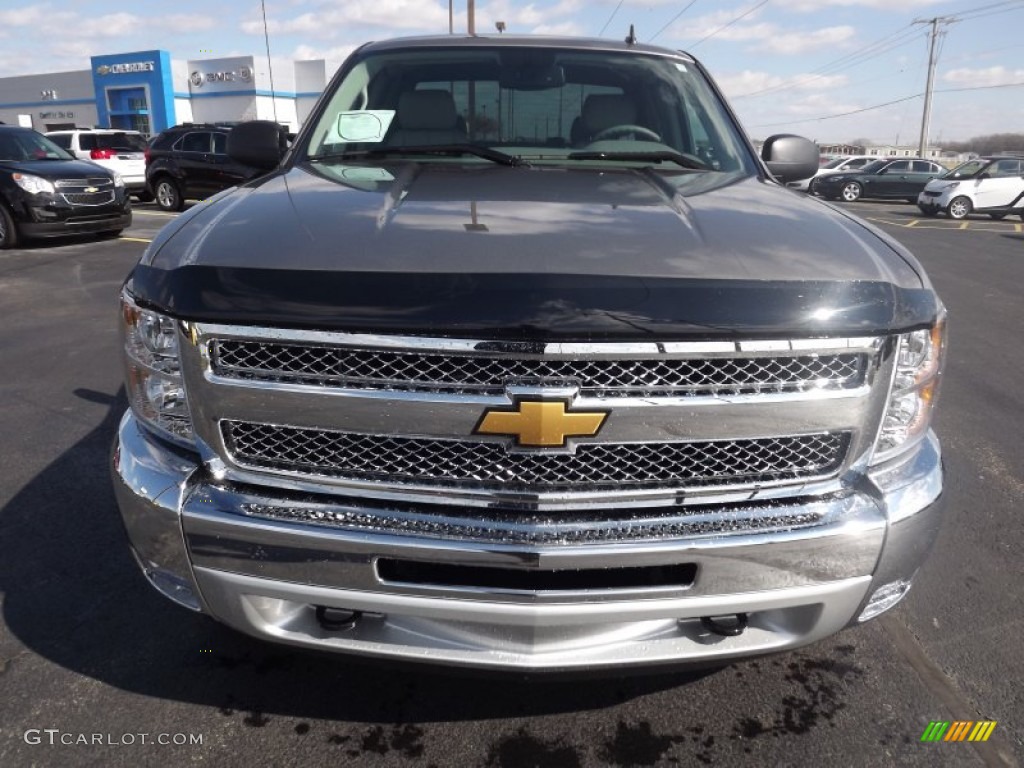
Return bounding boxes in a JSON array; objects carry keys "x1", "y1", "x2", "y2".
[{"x1": 921, "y1": 721, "x2": 997, "y2": 742}]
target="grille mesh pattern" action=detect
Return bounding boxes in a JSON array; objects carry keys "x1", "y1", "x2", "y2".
[
  {"x1": 211, "y1": 340, "x2": 866, "y2": 395},
  {"x1": 222, "y1": 421, "x2": 849, "y2": 490},
  {"x1": 62, "y1": 191, "x2": 115, "y2": 205}
]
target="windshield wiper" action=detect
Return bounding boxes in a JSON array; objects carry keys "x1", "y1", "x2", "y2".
[
  {"x1": 310, "y1": 145, "x2": 528, "y2": 167},
  {"x1": 566, "y1": 150, "x2": 709, "y2": 170}
]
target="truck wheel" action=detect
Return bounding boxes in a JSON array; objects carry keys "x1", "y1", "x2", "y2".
[
  {"x1": 154, "y1": 178, "x2": 184, "y2": 212},
  {"x1": 840, "y1": 182, "x2": 862, "y2": 202},
  {"x1": 947, "y1": 196, "x2": 971, "y2": 220},
  {"x1": 0, "y1": 205, "x2": 19, "y2": 249}
]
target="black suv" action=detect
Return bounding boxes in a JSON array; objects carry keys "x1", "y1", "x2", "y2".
[
  {"x1": 0, "y1": 125, "x2": 131, "y2": 248},
  {"x1": 145, "y1": 124, "x2": 263, "y2": 211}
]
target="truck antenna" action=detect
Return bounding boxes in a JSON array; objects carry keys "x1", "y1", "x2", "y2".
[{"x1": 625, "y1": 24, "x2": 638, "y2": 45}]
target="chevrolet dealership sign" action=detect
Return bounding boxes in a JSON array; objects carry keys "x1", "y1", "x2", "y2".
[{"x1": 96, "y1": 62, "x2": 156, "y2": 75}]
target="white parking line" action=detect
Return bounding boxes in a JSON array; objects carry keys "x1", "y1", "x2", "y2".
[{"x1": 132, "y1": 210, "x2": 177, "y2": 217}]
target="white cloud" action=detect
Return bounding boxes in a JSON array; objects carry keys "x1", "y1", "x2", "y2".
[
  {"x1": 662, "y1": 6, "x2": 854, "y2": 54},
  {"x1": 942, "y1": 66, "x2": 1024, "y2": 88},
  {"x1": 160, "y1": 14, "x2": 217, "y2": 33},
  {"x1": 292, "y1": 43, "x2": 358, "y2": 63},
  {"x1": 716, "y1": 70, "x2": 849, "y2": 97},
  {"x1": 242, "y1": 0, "x2": 452, "y2": 37},
  {"x1": 0, "y1": 6, "x2": 50, "y2": 26},
  {"x1": 755, "y1": 25, "x2": 856, "y2": 54},
  {"x1": 777, "y1": 0, "x2": 939, "y2": 10},
  {"x1": 76, "y1": 13, "x2": 142, "y2": 38}
]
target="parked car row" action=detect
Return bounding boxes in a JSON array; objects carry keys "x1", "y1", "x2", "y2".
[{"x1": 792, "y1": 152, "x2": 1024, "y2": 221}]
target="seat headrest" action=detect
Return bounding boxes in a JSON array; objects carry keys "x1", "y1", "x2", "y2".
[
  {"x1": 398, "y1": 90, "x2": 458, "y2": 131},
  {"x1": 581, "y1": 94, "x2": 638, "y2": 134}
]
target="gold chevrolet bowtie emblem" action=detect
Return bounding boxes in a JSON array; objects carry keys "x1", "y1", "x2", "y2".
[
  {"x1": 474, "y1": 399, "x2": 608, "y2": 448},
  {"x1": 84, "y1": 186, "x2": 98, "y2": 193}
]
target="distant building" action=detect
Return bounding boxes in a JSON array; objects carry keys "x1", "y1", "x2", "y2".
[{"x1": 0, "y1": 50, "x2": 334, "y2": 135}]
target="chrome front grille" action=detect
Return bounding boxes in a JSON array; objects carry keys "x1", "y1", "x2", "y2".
[
  {"x1": 179, "y1": 325, "x2": 890, "y2": 509},
  {"x1": 212, "y1": 339, "x2": 868, "y2": 395},
  {"x1": 222, "y1": 420, "x2": 850, "y2": 491},
  {"x1": 56, "y1": 178, "x2": 113, "y2": 189}
]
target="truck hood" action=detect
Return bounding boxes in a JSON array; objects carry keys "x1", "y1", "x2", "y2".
[{"x1": 131, "y1": 163, "x2": 939, "y2": 339}]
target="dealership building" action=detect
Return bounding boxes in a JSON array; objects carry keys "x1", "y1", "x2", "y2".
[{"x1": 0, "y1": 50, "x2": 333, "y2": 135}]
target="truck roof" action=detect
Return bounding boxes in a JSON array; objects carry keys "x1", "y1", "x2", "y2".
[{"x1": 357, "y1": 34, "x2": 695, "y2": 62}]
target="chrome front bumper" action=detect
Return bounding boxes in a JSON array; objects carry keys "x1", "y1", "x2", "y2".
[{"x1": 112, "y1": 412, "x2": 945, "y2": 670}]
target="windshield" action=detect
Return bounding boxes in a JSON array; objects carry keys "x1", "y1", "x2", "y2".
[
  {"x1": 0, "y1": 130, "x2": 74, "y2": 162},
  {"x1": 304, "y1": 46, "x2": 754, "y2": 174},
  {"x1": 942, "y1": 159, "x2": 986, "y2": 179}
]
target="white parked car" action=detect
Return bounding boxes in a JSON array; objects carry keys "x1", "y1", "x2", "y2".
[
  {"x1": 917, "y1": 156, "x2": 1024, "y2": 220},
  {"x1": 787, "y1": 155, "x2": 875, "y2": 193},
  {"x1": 45, "y1": 129, "x2": 151, "y2": 201}
]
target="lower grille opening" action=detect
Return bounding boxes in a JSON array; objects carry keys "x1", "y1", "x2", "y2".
[{"x1": 375, "y1": 559, "x2": 697, "y2": 592}]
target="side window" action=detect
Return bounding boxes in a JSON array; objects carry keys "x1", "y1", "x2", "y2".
[
  {"x1": 886, "y1": 161, "x2": 910, "y2": 172},
  {"x1": 78, "y1": 134, "x2": 96, "y2": 150},
  {"x1": 180, "y1": 132, "x2": 211, "y2": 153},
  {"x1": 48, "y1": 134, "x2": 71, "y2": 149},
  {"x1": 912, "y1": 161, "x2": 934, "y2": 172},
  {"x1": 847, "y1": 158, "x2": 869, "y2": 169},
  {"x1": 212, "y1": 132, "x2": 227, "y2": 155},
  {"x1": 992, "y1": 159, "x2": 1021, "y2": 177}
]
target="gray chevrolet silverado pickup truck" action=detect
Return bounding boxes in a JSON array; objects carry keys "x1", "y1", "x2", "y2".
[{"x1": 112, "y1": 35, "x2": 946, "y2": 671}]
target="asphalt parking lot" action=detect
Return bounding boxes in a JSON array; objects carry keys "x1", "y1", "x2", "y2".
[{"x1": 1, "y1": 198, "x2": 1021, "y2": 767}]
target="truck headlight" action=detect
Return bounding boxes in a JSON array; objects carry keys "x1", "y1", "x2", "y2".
[
  {"x1": 12, "y1": 173, "x2": 55, "y2": 195},
  {"x1": 120, "y1": 289, "x2": 195, "y2": 448},
  {"x1": 871, "y1": 314, "x2": 946, "y2": 464}
]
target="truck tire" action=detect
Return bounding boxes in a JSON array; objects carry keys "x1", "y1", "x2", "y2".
[
  {"x1": 947, "y1": 196, "x2": 971, "y2": 220},
  {"x1": 154, "y1": 177, "x2": 184, "y2": 212},
  {"x1": 0, "y1": 204, "x2": 19, "y2": 249}
]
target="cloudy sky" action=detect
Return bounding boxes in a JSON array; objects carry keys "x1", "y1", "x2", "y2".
[{"x1": 1, "y1": 0, "x2": 1022, "y2": 143}]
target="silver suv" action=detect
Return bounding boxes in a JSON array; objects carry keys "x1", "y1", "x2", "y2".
[{"x1": 45, "y1": 129, "x2": 151, "y2": 201}]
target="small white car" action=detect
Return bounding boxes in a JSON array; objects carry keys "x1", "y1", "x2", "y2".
[
  {"x1": 917, "y1": 156, "x2": 1024, "y2": 220},
  {"x1": 45, "y1": 129, "x2": 151, "y2": 201},
  {"x1": 787, "y1": 155, "x2": 875, "y2": 193}
]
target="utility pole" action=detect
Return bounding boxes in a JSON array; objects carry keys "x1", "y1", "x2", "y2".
[
  {"x1": 914, "y1": 16, "x2": 954, "y2": 159},
  {"x1": 448, "y1": 0, "x2": 453, "y2": 34},
  {"x1": 467, "y1": 0, "x2": 475, "y2": 34}
]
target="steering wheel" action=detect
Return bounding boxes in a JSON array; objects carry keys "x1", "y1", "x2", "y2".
[{"x1": 591, "y1": 124, "x2": 662, "y2": 142}]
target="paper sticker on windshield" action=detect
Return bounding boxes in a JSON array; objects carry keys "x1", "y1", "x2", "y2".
[{"x1": 337, "y1": 110, "x2": 395, "y2": 143}]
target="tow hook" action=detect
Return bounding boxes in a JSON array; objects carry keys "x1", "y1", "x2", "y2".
[
  {"x1": 699, "y1": 613, "x2": 748, "y2": 637},
  {"x1": 315, "y1": 605, "x2": 361, "y2": 631}
]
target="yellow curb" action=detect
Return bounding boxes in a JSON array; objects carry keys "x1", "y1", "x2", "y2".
[{"x1": 118, "y1": 236, "x2": 153, "y2": 243}]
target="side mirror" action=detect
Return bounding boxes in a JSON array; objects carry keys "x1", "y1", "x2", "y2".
[
  {"x1": 227, "y1": 120, "x2": 287, "y2": 170},
  {"x1": 761, "y1": 134, "x2": 819, "y2": 184}
]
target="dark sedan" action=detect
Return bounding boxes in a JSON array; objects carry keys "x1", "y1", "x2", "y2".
[
  {"x1": 0, "y1": 126, "x2": 131, "y2": 248},
  {"x1": 813, "y1": 158, "x2": 945, "y2": 203}
]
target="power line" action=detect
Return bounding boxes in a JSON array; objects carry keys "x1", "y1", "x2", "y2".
[
  {"x1": 598, "y1": 0, "x2": 625, "y2": 37},
  {"x1": 733, "y1": 25, "x2": 923, "y2": 99},
  {"x1": 748, "y1": 81, "x2": 1024, "y2": 129},
  {"x1": 689, "y1": 0, "x2": 769, "y2": 49},
  {"x1": 649, "y1": 0, "x2": 699, "y2": 44},
  {"x1": 735, "y1": 0, "x2": 1023, "y2": 101}
]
